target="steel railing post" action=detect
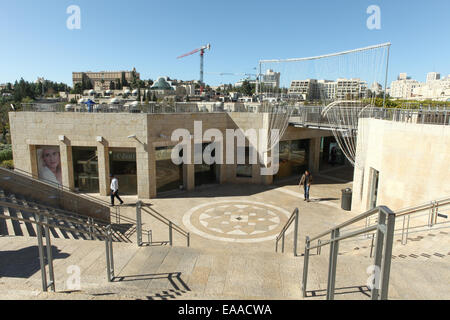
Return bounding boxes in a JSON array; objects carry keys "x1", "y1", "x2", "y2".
[
  {"x1": 281, "y1": 233, "x2": 285, "y2": 253},
  {"x1": 302, "y1": 237, "x2": 310, "y2": 298},
  {"x1": 401, "y1": 216, "x2": 406, "y2": 245},
  {"x1": 43, "y1": 215, "x2": 55, "y2": 292},
  {"x1": 169, "y1": 222, "x2": 173, "y2": 246},
  {"x1": 370, "y1": 233, "x2": 375, "y2": 258},
  {"x1": 187, "y1": 232, "x2": 190, "y2": 247},
  {"x1": 326, "y1": 228, "x2": 340, "y2": 300},
  {"x1": 105, "y1": 232, "x2": 112, "y2": 282},
  {"x1": 136, "y1": 201, "x2": 142, "y2": 246},
  {"x1": 88, "y1": 217, "x2": 93, "y2": 240},
  {"x1": 371, "y1": 209, "x2": 386, "y2": 300},
  {"x1": 275, "y1": 239, "x2": 278, "y2": 253},
  {"x1": 379, "y1": 208, "x2": 395, "y2": 300},
  {"x1": 293, "y1": 210, "x2": 299, "y2": 256},
  {"x1": 35, "y1": 214, "x2": 48, "y2": 292},
  {"x1": 108, "y1": 226, "x2": 115, "y2": 279}
]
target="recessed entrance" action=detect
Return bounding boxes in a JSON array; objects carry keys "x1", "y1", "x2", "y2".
[
  {"x1": 274, "y1": 139, "x2": 309, "y2": 181},
  {"x1": 109, "y1": 148, "x2": 137, "y2": 195},
  {"x1": 195, "y1": 143, "x2": 219, "y2": 187},
  {"x1": 72, "y1": 147, "x2": 99, "y2": 193},
  {"x1": 155, "y1": 146, "x2": 183, "y2": 193},
  {"x1": 369, "y1": 168, "x2": 380, "y2": 209}
]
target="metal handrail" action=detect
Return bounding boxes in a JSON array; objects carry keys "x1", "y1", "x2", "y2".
[
  {"x1": 0, "y1": 199, "x2": 107, "y2": 237},
  {"x1": 142, "y1": 205, "x2": 189, "y2": 237},
  {"x1": 302, "y1": 205, "x2": 396, "y2": 300},
  {"x1": 1, "y1": 186, "x2": 112, "y2": 227},
  {"x1": 1, "y1": 166, "x2": 136, "y2": 225},
  {"x1": 0, "y1": 200, "x2": 115, "y2": 292},
  {"x1": 275, "y1": 208, "x2": 299, "y2": 256},
  {"x1": 137, "y1": 201, "x2": 190, "y2": 247}
]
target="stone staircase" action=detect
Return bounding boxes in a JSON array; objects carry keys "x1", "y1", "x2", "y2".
[
  {"x1": 0, "y1": 231, "x2": 448, "y2": 300},
  {"x1": 0, "y1": 188, "x2": 131, "y2": 243}
]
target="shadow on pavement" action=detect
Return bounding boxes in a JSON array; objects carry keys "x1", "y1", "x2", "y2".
[{"x1": 0, "y1": 245, "x2": 69, "y2": 278}]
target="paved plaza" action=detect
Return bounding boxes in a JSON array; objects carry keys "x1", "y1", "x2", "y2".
[{"x1": 1, "y1": 166, "x2": 448, "y2": 300}]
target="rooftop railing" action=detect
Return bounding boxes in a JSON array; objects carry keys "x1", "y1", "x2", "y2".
[{"x1": 18, "y1": 102, "x2": 450, "y2": 126}]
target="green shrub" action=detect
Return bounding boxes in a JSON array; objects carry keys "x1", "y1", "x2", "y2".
[
  {"x1": 0, "y1": 159, "x2": 14, "y2": 169},
  {"x1": 0, "y1": 148, "x2": 12, "y2": 162}
]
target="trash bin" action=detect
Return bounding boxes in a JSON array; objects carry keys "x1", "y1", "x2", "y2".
[{"x1": 341, "y1": 188, "x2": 352, "y2": 211}]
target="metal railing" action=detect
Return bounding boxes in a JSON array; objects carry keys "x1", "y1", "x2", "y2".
[
  {"x1": 275, "y1": 208, "x2": 299, "y2": 256},
  {"x1": 360, "y1": 196, "x2": 450, "y2": 252},
  {"x1": 0, "y1": 199, "x2": 115, "y2": 291},
  {"x1": 20, "y1": 101, "x2": 450, "y2": 125},
  {"x1": 1, "y1": 167, "x2": 135, "y2": 227},
  {"x1": 136, "y1": 201, "x2": 190, "y2": 247},
  {"x1": 302, "y1": 206, "x2": 396, "y2": 300}
]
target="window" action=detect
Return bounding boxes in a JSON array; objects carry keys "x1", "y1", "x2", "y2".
[{"x1": 236, "y1": 146, "x2": 253, "y2": 178}]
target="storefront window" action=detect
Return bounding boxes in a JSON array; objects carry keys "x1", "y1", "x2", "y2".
[
  {"x1": 73, "y1": 147, "x2": 99, "y2": 193},
  {"x1": 236, "y1": 146, "x2": 253, "y2": 178},
  {"x1": 109, "y1": 148, "x2": 137, "y2": 195},
  {"x1": 155, "y1": 146, "x2": 183, "y2": 193},
  {"x1": 194, "y1": 143, "x2": 218, "y2": 186},
  {"x1": 274, "y1": 139, "x2": 309, "y2": 180}
]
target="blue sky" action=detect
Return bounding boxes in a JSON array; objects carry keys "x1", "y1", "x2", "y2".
[{"x1": 0, "y1": 0, "x2": 448, "y2": 87}]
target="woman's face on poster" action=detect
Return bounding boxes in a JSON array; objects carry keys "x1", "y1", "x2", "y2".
[{"x1": 42, "y1": 149, "x2": 60, "y2": 170}]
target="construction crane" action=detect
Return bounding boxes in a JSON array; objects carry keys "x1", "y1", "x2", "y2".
[
  {"x1": 177, "y1": 43, "x2": 211, "y2": 85},
  {"x1": 207, "y1": 72, "x2": 256, "y2": 79}
]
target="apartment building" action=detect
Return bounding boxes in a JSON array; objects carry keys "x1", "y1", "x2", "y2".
[
  {"x1": 262, "y1": 69, "x2": 281, "y2": 89},
  {"x1": 288, "y1": 79, "x2": 318, "y2": 100},
  {"x1": 73, "y1": 68, "x2": 140, "y2": 91},
  {"x1": 390, "y1": 73, "x2": 420, "y2": 99},
  {"x1": 289, "y1": 78, "x2": 367, "y2": 100}
]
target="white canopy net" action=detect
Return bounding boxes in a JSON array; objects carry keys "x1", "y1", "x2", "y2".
[{"x1": 258, "y1": 43, "x2": 391, "y2": 168}]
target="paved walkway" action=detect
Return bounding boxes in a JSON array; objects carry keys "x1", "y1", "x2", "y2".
[{"x1": 1, "y1": 166, "x2": 448, "y2": 300}]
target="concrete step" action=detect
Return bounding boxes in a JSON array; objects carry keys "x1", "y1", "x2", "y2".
[
  {"x1": 0, "y1": 189, "x2": 128, "y2": 243},
  {"x1": 0, "y1": 235, "x2": 448, "y2": 300}
]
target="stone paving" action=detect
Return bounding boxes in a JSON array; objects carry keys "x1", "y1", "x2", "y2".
[{"x1": 0, "y1": 166, "x2": 448, "y2": 300}]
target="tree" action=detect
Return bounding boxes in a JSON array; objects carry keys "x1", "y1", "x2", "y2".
[
  {"x1": 241, "y1": 80, "x2": 253, "y2": 96},
  {"x1": 73, "y1": 83, "x2": 83, "y2": 94},
  {"x1": 121, "y1": 73, "x2": 128, "y2": 87}
]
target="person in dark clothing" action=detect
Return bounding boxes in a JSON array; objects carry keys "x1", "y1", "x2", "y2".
[
  {"x1": 110, "y1": 174, "x2": 124, "y2": 206},
  {"x1": 299, "y1": 170, "x2": 313, "y2": 202}
]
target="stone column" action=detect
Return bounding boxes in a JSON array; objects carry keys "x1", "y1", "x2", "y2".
[
  {"x1": 97, "y1": 141, "x2": 110, "y2": 196},
  {"x1": 29, "y1": 145, "x2": 39, "y2": 177},
  {"x1": 183, "y1": 164, "x2": 195, "y2": 191},
  {"x1": 136, "y1": 142, "x2": 156, "y2": 199},
  {"x1": 308, "y1": 137, "x2": 321, "y2": 174},
  {"x1": 59, "y1": 139, "x2": 75, "y2": 190}
]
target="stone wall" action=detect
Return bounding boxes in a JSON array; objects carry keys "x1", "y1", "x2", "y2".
[
  {"x1": 9, "y1": 112, "x2": 332, "y2": 199},
  {"x1": 352, "y1": 119, "x2": 450, "y2": 212}
]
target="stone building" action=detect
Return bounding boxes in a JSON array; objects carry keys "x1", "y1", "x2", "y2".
[
  {"x1": 8, "y1": 111, "x2": 332, "y2": 199},
  {"x1": 73, "y1": 68, "x2": 140, "y2": 91}
]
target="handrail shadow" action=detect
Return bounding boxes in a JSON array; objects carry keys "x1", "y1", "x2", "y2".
[
  {"x1": 113, "y1": 272, "x2": 191, "y2": 292},
  {"x1": 305, "y1": 285, "x2": 371, "y2": 298}
]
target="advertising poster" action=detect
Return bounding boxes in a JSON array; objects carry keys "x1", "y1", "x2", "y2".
[{"x1": 37, "y1": 146, "x2": 62, "y2": 185}]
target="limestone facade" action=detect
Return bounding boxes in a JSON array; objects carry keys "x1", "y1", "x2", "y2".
[{"x1": 9, "y1": 112, "x2": 333, "y2": 199}]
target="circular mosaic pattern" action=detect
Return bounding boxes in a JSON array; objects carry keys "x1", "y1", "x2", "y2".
[{"x1": 182, "y1": 200, "x2": 292, "y2": 243}]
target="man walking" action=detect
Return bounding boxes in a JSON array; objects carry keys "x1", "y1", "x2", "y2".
[
  {"x1": 110, "y1": 174, "x2": 124, "y2": 206},
  {"x1": 299, "y1": 170, "x2": 313, "y2": 202}
]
